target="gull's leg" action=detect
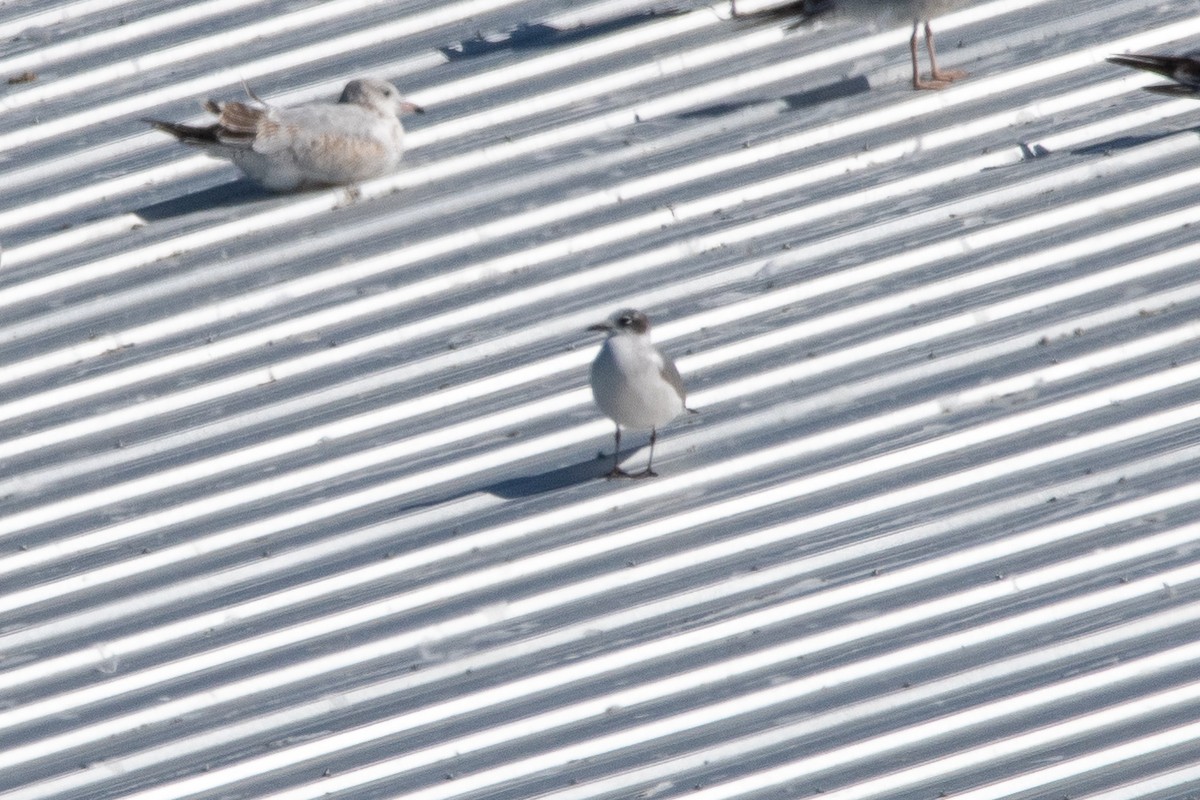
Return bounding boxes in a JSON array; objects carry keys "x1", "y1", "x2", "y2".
[
  {"x1": 924, "y1": 20, "x2": 967, "y2": 85},
  {"x1": 607, "y1": 426, "x2": 632, "y2": 479},
  {"x1": 909, "y1": 19, "x2": 931, "y2": 89},
  {"x1": 633, "y1": 428, "x2": 660, "y2": 479}
]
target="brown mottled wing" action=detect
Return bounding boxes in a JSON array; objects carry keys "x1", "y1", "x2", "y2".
[{"x1": 209, "y1": 100, "x2": 270, "y2": 147}]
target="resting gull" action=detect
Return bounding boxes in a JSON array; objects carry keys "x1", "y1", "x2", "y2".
[{"x1": 146, "y1": 78, "x2": 424, "y2": 191}]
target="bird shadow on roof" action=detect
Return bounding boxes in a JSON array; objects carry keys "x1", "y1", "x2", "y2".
[
  {"x1": 135, "y1": 179, "x2": 278, "y2": 222},
  {"x1": 439, "y1": 10, "x2": 684, "y2": 61},
  {"x1": 1068, "y1": 128, "x2": 1200, "y2": 157},
  {"x1": 676, "y1": 97, "x2": 775, "y2": 119},
  {"x1": 484, "y1": 446, "x2": 646, "y2": 499},
  {"x1": 675, "y1": 74, "x2": 869, "y2": 120},
  {"x1": 781, "y1": 75, "x2": 871, "y2": 110},
  {"x1": 726, "y1": 0, "x2": 832, "y2": 30}
]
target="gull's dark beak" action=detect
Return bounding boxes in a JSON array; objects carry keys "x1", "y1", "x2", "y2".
[
  {"x1": 402, "y1": 100, "x2": 425, "y2": 114},
  {"x1": 587, "y1": 323, "x2": 611, "y2": 332}
]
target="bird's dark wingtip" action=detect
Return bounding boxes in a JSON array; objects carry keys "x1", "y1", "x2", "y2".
[
  {"x1": 144, "y1": 117, "x2": 220, "y2": 144},
  {"x1": 1108, "y1": 53, "x2": 1187, "y2": 78},
  {"x1": 1143, "y1": 83, "x2": 1200, "y2": 98}
]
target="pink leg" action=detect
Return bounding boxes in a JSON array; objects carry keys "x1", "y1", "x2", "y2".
[
  {"x1": 909, "y1": 20, "x2": 931, "y2": 89},
  {"x1": 923, "y1": 20, "x2": 967, "y2": 86}
]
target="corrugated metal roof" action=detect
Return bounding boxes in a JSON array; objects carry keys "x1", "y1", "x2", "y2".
[{"x1": 4, "y1": 0, "x2": 1200, "y2": 798}]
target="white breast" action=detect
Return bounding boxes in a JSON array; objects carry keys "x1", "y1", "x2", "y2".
[{"x1": 590, "y1": 335, "x2": 684, "y2": 430}]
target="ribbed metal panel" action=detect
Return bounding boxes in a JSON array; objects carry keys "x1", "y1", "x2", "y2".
[{"x1": 4, "y1": 0, "x2": 1200, "y2": 798}]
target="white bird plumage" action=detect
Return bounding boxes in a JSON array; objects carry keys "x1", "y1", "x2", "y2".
[
  {"x1": 589, "y1": 309, "x2": 694, "y2": 479},
  {"x1": 146, "y1": 78, "x2": 424, "y2": 191}
]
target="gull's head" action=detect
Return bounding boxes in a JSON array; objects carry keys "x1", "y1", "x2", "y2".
[
  {"x1": 341, "y1": 78, "x2": 425, "y2": 116},
  {"x1": 589, "y1": 308, "x2": 652, "y2": 338}
]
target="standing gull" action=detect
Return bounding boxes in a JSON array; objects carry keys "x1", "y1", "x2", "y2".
[
  {"x1": 589, "y1": 309, "x2": 696, "y2": 479},
  {"x1": 1107, "y1": 53, "x2": 1200, "y2": 97},
  {"x1": 736, "y1": 0, "x2": 972, "y2": 90},
  {"x1": 833, "y1": 0, "x2": 973, "y2": 89},
  {"x1": 146, "y1": 78, "x2": 424, "y2": 191}
]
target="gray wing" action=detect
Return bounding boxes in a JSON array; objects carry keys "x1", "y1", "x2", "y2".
[{"x1": 658, "y1": 349, "x2": 696, "y2": 412}]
